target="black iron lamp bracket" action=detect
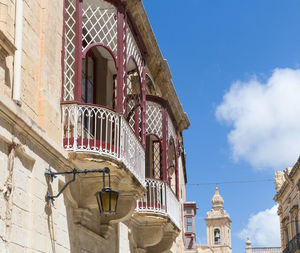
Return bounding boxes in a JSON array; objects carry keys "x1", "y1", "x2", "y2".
[{"x1": 45, "y1": 166, "x2": 110, "y2": 205}]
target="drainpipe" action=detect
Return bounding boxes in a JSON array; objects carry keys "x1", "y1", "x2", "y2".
[{"x1": 12, "y1": 0, "x2": 23, "y2": 106}]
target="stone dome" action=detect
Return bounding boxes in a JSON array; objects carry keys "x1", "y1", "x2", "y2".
[{"x1": 211, "y1": 187, "x2": 224, "y2": 208}]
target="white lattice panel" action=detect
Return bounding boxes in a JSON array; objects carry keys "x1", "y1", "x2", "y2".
[
  {"x1": 127, "y1": 99, "x2": 135, "y2": 131},
  {"x1": 63, "y1": 0, "x2": 76, "y2": 101},
  {"x1": 146, "y1": 101, "x2": 162, "y2": 139},
  {"x1": 82, "y1": 0, "x2": 117, "y2": 55},
  {"x1": 168, "y1": 114, "x2": 177, "y2": 144},
  {"x1": 126, "y1": 27, "x2": 143, "y2": 77}
]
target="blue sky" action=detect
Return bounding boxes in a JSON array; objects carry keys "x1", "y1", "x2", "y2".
[{"x1": 144, "y1": 1, "x2": 300, "y2": 252}]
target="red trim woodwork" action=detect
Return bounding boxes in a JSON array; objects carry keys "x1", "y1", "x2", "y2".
[
  {"x1": 74, "y1": 0, "x2": 83, "y2": 102},
  {"x1": 162, "y1": 107, "x2": 167, "y2": 182},
  {"x1": 82, "y1": 43, "x2": 118, "y2": 68},
  {"x1": 146, "y1": 95, "x2": 179, "y2": 133},
  {"x1": 141, "y1": 61, "x2": 146, "y2": 147},
  {"x1": 117, "y1": 11, "x2": 125, "y2": 114},
  {"x1": 145, "y1": 133, "x2": 162, "y2": 146}
]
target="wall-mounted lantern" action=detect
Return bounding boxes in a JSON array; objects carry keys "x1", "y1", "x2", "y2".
[
  {"x1": 95, "y1": 169, "x2": 119, "y2": 215},
  {"x1": 45, "y1": 166, "x2": 118, "y2": 215}
]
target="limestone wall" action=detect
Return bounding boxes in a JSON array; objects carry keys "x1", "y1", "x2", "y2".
[
  {"x1": 0, "y1": 95, "x2": 71, "y2": 252},
  {"x1": 0, "y1": 0, "x2": 63, "y2": 146}
]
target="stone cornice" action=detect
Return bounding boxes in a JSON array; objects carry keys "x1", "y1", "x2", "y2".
[
  {"x1": 0, "y1": 30, "x2": 16, "y2": 58},
  {"x1": 0, "y1": 93, "x2": 72, "y2": 170},
  {"x1": 274, "y1": 156, "x2": 300, "y2": 201}
]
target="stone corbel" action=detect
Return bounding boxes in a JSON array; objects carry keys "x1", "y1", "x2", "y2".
[
  {"x1": 147, "y1": 229, "x2": 178, "y2": 253},
  {"x1": 130, "y1": 215, "x2": 167, "y2": 250},
  {"x1": 73, "y1": 208, "x2": 93, "y2": 226}
]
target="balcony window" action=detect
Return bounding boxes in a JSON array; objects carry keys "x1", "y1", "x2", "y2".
[
  {"x1": 214, "y1": 229, "x2": 221, "y2": 244},
  {"x1": 82, "y1": 46, "x2": 117, "y2": 110},
  {"x1": 146, "y1": 135, "x2": 161, "y2": 179},
  {"x1": 186, "y1": 217, "x2": 193, "y2": 232}
]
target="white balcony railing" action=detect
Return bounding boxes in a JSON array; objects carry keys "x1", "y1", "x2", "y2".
[
  {"x1": 166, "y1": 184, "x2": 180, "y2": 228},
  {"x1": 62, "y1": 103, "x2": 145, "y2": 185},
  {"x1": 136, "y1": 178, "x2": 180, "y2": 228},
  {"x1": 252, "y1": 247, "x2": 282, "y2": 253}
]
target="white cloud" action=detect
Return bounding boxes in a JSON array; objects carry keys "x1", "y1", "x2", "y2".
[
  {"x1": 216, "y1": 68, "x2": 300, "y2": 170},
  {"x1": 239, "y1": 205, "x2": 280, "y2": 246}
]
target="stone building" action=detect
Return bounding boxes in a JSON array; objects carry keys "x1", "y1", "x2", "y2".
[
  {"x1": 183, "y1": 202, "x2": 197, "y2": 251},
  {"x1": 0, "y1": 0, "x2": 192, "y2": 252},
  {"x1": 196, "y1": 187, "x2": 232, "y2": 253},
  {"x1": 274, "y1": 158, "x2": 300, "y2": 253}
]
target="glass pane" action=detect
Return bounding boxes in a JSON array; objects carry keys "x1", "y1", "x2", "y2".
[
  {"x1": 187, "y1": 217, "x2": 192, "y2": 224},
  {"x1": 87, "y1": 57, "x2": 94, "y2": 81},
  {"x1": 152, "y1": 141, "x2": 161, "y2": 179},
  {"x1": 87, "y1": 81, "x2": 93, "y2": 104},
  {"x1": 81, "y1": 79, "x2": 86, "y2": 102},
  {"x1": 186, "y1": 225, "x2": 192, "y2": 232}
]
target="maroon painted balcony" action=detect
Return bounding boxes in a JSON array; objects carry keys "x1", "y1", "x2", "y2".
[
  {"x1": 61, "y1": 102, "x2": 145, "y2": 185},
  {"x1": 134, "y1": 95, "x2": 181, "y2": 229}
]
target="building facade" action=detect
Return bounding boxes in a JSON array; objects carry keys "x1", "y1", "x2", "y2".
[
  {"x1": 183, "y1": 202, "x2": 197, "y2": 251},
  {"x1": 0, "y1": 0, "x2": 191, "y2": 252},
  {"x1": 274, "y1": 158, "x2": 300, "y2": 253}
]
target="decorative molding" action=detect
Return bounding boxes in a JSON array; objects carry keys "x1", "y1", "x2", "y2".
[{"x1": 0, "y1": 30, "x2": 16, "y2": 58}]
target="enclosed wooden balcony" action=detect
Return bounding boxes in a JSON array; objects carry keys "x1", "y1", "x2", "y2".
[
  {"x1": 133, "y1": 96, "x2": 180, "y2": 224},
  {"x1": 130, "y1": 96, "x2": 181, "y2": 252},
  {"x1": 61, "y1": 0, "x2": 147, "y2": 185}
]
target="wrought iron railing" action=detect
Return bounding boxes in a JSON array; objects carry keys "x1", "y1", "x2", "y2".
[
  {"x1": 62, "y1": 103, "x2": 145, "y2": 185},
  {"x1": 136, "y1": 178, "x2": 180, "y2": 228},
  {"x1": 283, "y1": 233, "x2": 300, "y2": 253}
]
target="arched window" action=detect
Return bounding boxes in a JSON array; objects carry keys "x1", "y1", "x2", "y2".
[
  {"x1": 214, "y1": 229, "x2": 221, "y2": 245},
  {"x1": 82, "y1": 45, "x2": 117, "y2": 109},
  {"x1": 145, "y1": 134, "x2": 161, "y2": 179},
  {"x1": 79, "y1": 45, "x2": 118, "y2": 144}
]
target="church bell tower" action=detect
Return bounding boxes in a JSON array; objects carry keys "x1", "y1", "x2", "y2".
[{"x1": 205, "y1": 187, "x2": 232, "y2": 253}]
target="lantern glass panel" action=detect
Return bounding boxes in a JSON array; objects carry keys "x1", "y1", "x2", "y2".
[
  {"x1": 101, "y1": 190, "x2": 111, "y2": 212},
  {"x1": 110, "y1": 190, "x2": 119, "y2": 213},
  {"x1": 95, "y1": 188, "x2": 119, "y2": 215}
]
